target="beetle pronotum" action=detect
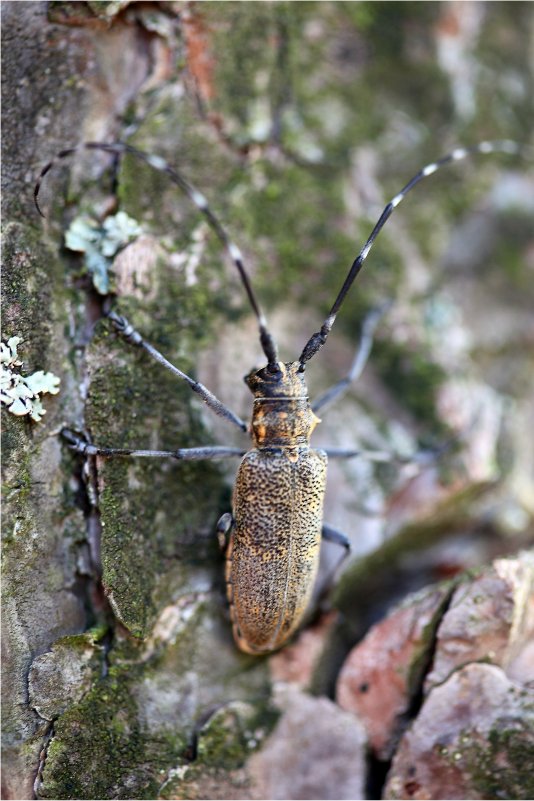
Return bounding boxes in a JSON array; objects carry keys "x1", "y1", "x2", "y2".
[{"x1": 36, "y1": 139, "x2": 525, "y2": 654}]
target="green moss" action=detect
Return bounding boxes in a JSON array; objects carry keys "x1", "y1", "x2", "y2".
[
  {"x1": 203, "y1": 3, "x2": 281, "y2": 138},
  {"x1": 88, "y1": 150, "x2": 232, "y2": 610},
  {"x1": 38, "y1": 631, "x2": 196, "y2": 799},
  {"x1": 474, "y1": 4, "x2": 533, "y2": 138},
  {"x1": 404, "y1": 587, "x2": 453, "y2": 698},
  {"x1": 1, "y1": 219, "x2": 74, "y2": 596},
  {"x1": 1, "y1": 223, "x2": 56, "y2": 376},
  {"x1": 38, "y1": 599, "x2": 272, "y2": 799},
  {"x1": 197, "y1": 6, "x2": 380, "y2": 314},
  {"x1": 1, "y1": 459, "x2": 33, "y2": 518},
  {"x1": 232, "y1": 157, "x2": 354, "y2": 310},
  {"x1": 117, "y1": 95, "x2": 233, "y2": 232},
  {"x1": 196, "y1": 701, "x2": 276, "y2": 769},
  {"x1": 158, "y1": 699, "x2": 278, "y2": 800},
  {"x1": 57, "y1": 626, "x2": 108, "y2": 651},
  {"x1": 84, "y1": 296, "x2": 228, "y2": 636},
  {"x1": 458, "y1": 725, "x2": 534, "y2": 800},
  {"x1": 482, "y1": 211, "x2": 534, "y2": 293},
  {"x1": 74, "y1": 88, "x2": 251, "y2": 641},
  {"x1": 39, "y1": 664, "x2": 165, "y2": 800}
]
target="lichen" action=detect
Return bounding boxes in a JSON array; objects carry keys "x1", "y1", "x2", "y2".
[
  {"x1": 65, "y1": 211, "x2": 142, "y2": 294},
  {"x1": 1, "y1": 336, "x2": 60, "y2": 421}
]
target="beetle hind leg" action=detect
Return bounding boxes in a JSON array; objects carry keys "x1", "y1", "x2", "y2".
[
  {"x1": 216, "y1": 512, "x2": 234, "y2": 552},
  {"x1": 319, "y1": 523, "x2": 351, "y2": 600},
  {"x1": 322, "y1": 523, "x2": 351, "y2": 553}
]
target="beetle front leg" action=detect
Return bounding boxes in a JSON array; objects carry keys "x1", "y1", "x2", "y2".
[{"x1": 106, "y1": 311, "x2": 248, "y2": 433}]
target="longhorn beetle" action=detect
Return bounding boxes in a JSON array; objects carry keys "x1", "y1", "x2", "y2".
[{"x1": 35, "y1": 139, "x2": 525, "y2": 654}]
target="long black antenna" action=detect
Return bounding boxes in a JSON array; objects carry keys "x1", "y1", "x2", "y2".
[
  {"x1": 34, "y1": 141, "x2": 279, "y2": 369},
  {"x1": 299, "y1": 140, "x2": 526, "y2": 368}
]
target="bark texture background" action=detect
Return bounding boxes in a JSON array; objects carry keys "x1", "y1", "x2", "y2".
[{"x1": 2, "y1": 2, "x2": 533, "y2": 799}]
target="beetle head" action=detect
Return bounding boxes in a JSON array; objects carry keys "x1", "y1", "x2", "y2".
[{"x1": 245, "y1": 361, "x2": 308, "y2": 399}]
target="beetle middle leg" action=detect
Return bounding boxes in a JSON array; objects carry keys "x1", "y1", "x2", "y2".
[
  {"x1": 324, "y1": 439, "x2": 453, "y2": 467},
  {"x1": 64, "y1": 429, "x2": 238, "y2": 565},
  {"x1": 62, "y1": 429, "x2": 245, "y2": 461}
]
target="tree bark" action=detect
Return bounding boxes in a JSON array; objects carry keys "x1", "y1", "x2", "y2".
[{"x1": 2, "y1": 3, "x2": 533, "y2": 799}]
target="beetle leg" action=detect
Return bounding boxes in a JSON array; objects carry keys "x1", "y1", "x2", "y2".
[
  {"x1": 324, "y1": 442, "x2": 451, "y2": 466},
  {"x1": 62, "y1": 429, "x2": 245, "y2": 460},
  {"x1": 319, "y1": 523, "x2": 351, "y2": 598},
  {"x1": 311, "y1": 302, "x2": 391, "y2": 414},
  {"x1": 323, "y1": 447, "x2": 402, "y2": 463},
  {"x1": 106, "y1": 311, "x2": 248, "y2": 433},
  {"x1": 216, "y1": 512, "x2": 234, "y2": 552},
  {"x1": 322, "y1": 523, "x2": 351, "y2": 552}
]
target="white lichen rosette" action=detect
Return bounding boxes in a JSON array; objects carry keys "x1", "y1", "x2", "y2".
[{"x1": 1, "y1": 337, "x2": 60, "y2": 422}]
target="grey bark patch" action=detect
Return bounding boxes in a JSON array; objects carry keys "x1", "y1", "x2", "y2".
[
  {"x1": 28, "y1": 634, "x2": 104, "y2": 721},
  {"x1": 248, "y1": 686, "x2": 368, "y2": 800}
]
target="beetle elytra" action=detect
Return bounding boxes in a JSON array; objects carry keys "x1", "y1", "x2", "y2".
[{"x1": 36, "y1": 139, "x2": 526, "y2": 654}]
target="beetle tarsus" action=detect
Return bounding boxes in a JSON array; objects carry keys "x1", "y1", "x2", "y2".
[{"x1": 106, "y1": 311, "x2": 143, "y2": 345}]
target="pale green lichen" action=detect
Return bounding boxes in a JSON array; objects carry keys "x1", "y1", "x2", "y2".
[
  {"x1": 65, "y1": 211, "x2": 142, "y2": 294},
  {"x1": 1, "y1": 336, "x2": 60, "y2": 422},
  {"x1": 86, "y1": 0, "x2": 130, "y2": 19}
]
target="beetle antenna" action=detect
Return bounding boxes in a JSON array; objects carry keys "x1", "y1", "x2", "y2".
[
  {"x1": 34, "y1": 141, "x2": 279, "y2": 369},
  {"x1": 298, "y1": 139, "x2": 528, "y2": 368}
]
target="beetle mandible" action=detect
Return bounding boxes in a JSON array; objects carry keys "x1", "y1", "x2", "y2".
[{"x1": 35, "y1": 139, "x2": 524, "y2": 654}]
